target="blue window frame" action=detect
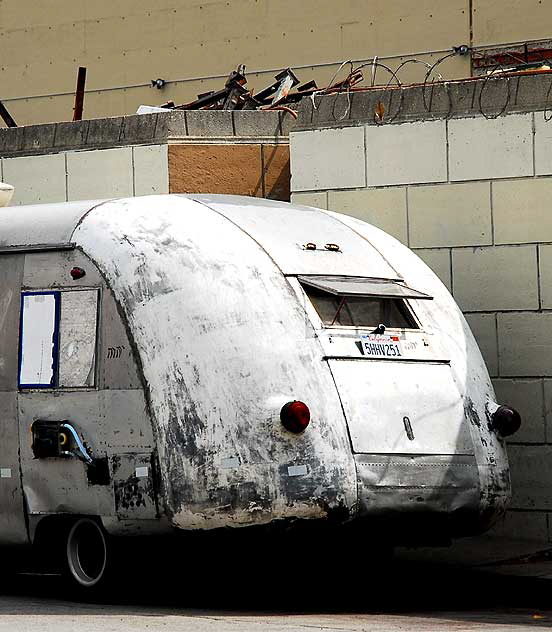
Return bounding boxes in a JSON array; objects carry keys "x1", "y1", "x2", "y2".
[{"x1": 18, "y1": 291, "x2": 61, "y2": 389}]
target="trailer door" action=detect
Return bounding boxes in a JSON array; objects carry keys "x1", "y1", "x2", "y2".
[{"x1": 0, "y1": 255, "x2": 29, "y2": 545}]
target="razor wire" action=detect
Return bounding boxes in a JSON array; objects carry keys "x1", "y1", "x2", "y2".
[{"x1": 313, "y1": 48, "x2": 552, "y2": 124}]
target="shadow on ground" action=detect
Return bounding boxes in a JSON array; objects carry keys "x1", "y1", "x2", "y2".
[{"x1": 0, "y1": 557, "x2": 550, "y2": 629}]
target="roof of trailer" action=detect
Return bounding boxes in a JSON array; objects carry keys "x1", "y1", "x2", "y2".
[
  {"x1": 0, "y1": 199, "x2": 106, "y2": 250},
  {"x1": 0, "y1": 195, "x2": 290, "y2": 249},
  {"x1": 0, "y1": 195, "x2": 399, "y2": 279},
  {"x1": 0, "y1": 194, "x2": 353, "y2": 250}
]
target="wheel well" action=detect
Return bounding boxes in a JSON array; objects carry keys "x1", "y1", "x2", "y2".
[{"x1": 33, "y1": 514, "x2": 104, "y2": 552}]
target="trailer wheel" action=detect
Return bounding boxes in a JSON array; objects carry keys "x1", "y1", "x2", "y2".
[{"x1": 65, "y1": 518, "x2": 109, "y2": 591}]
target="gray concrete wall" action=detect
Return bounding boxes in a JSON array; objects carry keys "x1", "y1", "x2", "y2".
[{"x1": 290, "y1": 72, "x2": 552, "y2": 544}]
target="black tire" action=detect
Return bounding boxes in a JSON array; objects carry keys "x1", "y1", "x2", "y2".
[{"x1": 63, "y1": 518, "x2": 111, "y2": 597}]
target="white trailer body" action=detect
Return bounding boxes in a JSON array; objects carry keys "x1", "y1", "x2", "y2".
[{"x1": 0, "y1": 194, "x2": 518, "y2": 589}]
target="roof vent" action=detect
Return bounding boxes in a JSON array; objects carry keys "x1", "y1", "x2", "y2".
[{"x1": 0, "y1": 182, "x2": 14, "y2": 207}]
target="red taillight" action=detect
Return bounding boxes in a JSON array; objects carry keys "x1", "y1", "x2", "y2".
[
  {"x1": 491, "y1": 405, "x2": 521, "y2": 437},
  {"x1": 70, "y1": 266, "x2": 86, "y2": 280},
  {"x1": 280, "y1": 401, "x2": 310, "y2": 434}
]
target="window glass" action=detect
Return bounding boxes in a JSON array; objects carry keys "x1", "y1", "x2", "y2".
[
  {"x1": 303, "y1": 285, "x2": 418, "y2": 329},
  {"x1": 19, "y1": 292, "x2": 59, "y2": 388},
  {"x1": 18, "y1": 289, "x2": 99, "y2": 389},
  {"x1": 59, "y1": 290, "x2": 98, "y2": 388}
]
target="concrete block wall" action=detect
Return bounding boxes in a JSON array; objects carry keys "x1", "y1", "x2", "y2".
[
  {"x1": 3, "y1": 145, "x2": 168, "y2": 206},
  {"x1": 0, "y1": 110, "x2": 292, "y2": 205},
  {"x1": 290, "y1": 103, "x2": 552, "y2": 544}
]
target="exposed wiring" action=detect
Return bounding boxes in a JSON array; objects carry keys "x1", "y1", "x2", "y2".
[
  {"x1": 265, "y1": 105, "x2": 298, "y2": 118},
  {"x1": 60, "y1": 423, "x2": 94, "y2": 465}
]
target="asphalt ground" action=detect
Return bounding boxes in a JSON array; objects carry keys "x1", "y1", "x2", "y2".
[{"x1": 0, "y1": 557, "x2": 550, "y2": 631}]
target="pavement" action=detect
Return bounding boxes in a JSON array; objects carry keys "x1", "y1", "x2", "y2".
[
  {"x1": 397, "y1": 533, "x2": 552, "y2": 579},
  {"x1": 1, "y1": 534, "x2": 552, "y2": 631}
]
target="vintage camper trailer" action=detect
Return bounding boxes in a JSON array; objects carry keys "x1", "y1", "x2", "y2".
[{"x1": 0, "y1": 194, "x2": 520, "y2": 591}]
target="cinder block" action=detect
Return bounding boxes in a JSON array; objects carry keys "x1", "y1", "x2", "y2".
[
  {"x1": 538, "y1": 244, "x2": 552, "y2": 309},
  {"x1": 327, "y1": 187, "x2": 408, "y2": 244},
  {"x1": 120, "y1": 114, "x2": 158, "y2": 143},
  {"x1": 3, "y1": 153, "x2": 66, "y2": 204},
  {"x1": 534, "y1": 112, "x2": 552, "y2": 176},
  {"x1": 186, "y1": 111, "x2": 233, "y2": 137},
  {"x1": 498, "y1": 312, "x2": 552, "y2": 377},
  {"x1": 508, "y1": 445, "x2": 552, "y2": 510},
  {"x1": 464, "y1": 313, "x2": 498, "y2": 377},
  {"x1": 448, "y1": 113, "x2": 533, "y2": 181},
  {"x1": 22, "y1": 123, "x2": 56, "y2": 152},
  {"x1": 0, "y1": 127, "x2": 24, "y2": 156},
  {"x1": 452, "y1": 245, "x2": 538, "y2": 311},
  {"x1": 67, "y1": 147, "x2": 133, "y2": 201},
  {"x1": 168, "y1": 144, "x2": 263, "y2": 196},
  {"x1": 86, "y1": 117, "x2": 123, "y2": 147},
  {"x1": 289, "y1": 127, "x2": 365, "y2": 192},
  {"x1": 156, "y1": 111, "x2": 187, "y2": 138},
  {"x1": 408, "y1": 182, "x2": 492, "y2": 248},
  {"x1": 493, "y1": 178, "x2": 552, "y2": 245},
  {"x1": 311, "y1": 93, "x2": 353, "y2": 128},
  {"x1": 279, "y1": 110, "x2": 297, "y2": 136},
  {"x1": 489, "y1": 510, "x2": 548, "y2": 542},
  {"x1": 262, "y1": 145, "x2": 290, "y2": 201},
  {"x1": 53, "y1": 120, "x2": 90, "y2": 149},
  {"x1": 233, "y1": 111, "x2": 281, "y2": 137},
  {"x1": 492, "y1": 379, "x2": 545, "y2": 443},
  {"x1": 365, "y1": 120, "x2": 447, "y2": 186},
  {"x1": 413, "y1": 248, "x2": 452, "y2": 291},
  {"x1": 290, "y1": 192, "x2": 328, "y2": 209},
  {"x1": 133, "y1": 145, "x2": 169, "y2": 196}
]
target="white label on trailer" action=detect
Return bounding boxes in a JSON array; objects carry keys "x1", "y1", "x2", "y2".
[
  {"x1": 0, "y1": 468, "x2": 12, "y2": 478},
  {"x1": 135, "y1": 466, "x2": 149, "y2": 478},
  {"x1": 220, "y1": 456, "x2": 240, "y2": 470},
  {"x1": 360, "y1": 334, "x2": 403, "y2": 359},
  {"x1": 287, "y1": 464, "x2": 308, "y2": 477}
]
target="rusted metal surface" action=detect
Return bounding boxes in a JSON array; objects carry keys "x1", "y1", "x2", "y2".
[
  {"x1": 0, "y1": 194, "x2": 514, "y2": 551},
  {"x1": 72, "y1": 66, "x2": 86, "y2": 122},
  {"x1": 0, "y1": 100, "x2": 17, "y2": 127}
]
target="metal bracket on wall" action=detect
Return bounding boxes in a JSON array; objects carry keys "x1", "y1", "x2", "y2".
[{"x1": 0, "y1": 100, "x2": 17, "y2": 127}]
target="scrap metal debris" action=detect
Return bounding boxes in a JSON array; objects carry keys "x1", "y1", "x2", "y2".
[{"x1": 146, "y1": 64, "x2": 369, "y2": 118}]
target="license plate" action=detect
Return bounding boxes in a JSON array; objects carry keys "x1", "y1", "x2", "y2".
[{"x1": 359, "y1": 334, "x2": 402, "y2": 358}]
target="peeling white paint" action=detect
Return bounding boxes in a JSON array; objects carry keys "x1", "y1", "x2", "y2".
[{"x1": 62, "y1": 193, "x2": 512, "y2": 536}]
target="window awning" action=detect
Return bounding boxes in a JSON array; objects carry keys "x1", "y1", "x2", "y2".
[{"x1": 297, "y1": 276, "x2": 433, "y2": 300}]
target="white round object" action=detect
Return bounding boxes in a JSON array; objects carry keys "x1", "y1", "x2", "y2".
[{"x1": 0, "y1": 182, "x2": 14, "y2": 207}]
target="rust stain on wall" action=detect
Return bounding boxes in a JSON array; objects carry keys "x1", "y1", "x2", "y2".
[
  {"x1": 262, "y1": 145, "x2": 290, "y2": 201},
  {"x1": 168, "y1": 144, "x2": 291, "y2": 201},
  {"x1": 168, "y1": 144, "x2": 264, "y2": 197}
]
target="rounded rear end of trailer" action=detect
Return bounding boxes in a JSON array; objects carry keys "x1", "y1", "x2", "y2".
[
  {"x1": 73, "y1": 195, "x2": 359, "y2": 530},
  {"x1": 70, "y1": 193, "x2": 517, "y2": 543}
]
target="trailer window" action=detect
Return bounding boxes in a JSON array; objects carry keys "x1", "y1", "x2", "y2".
[
  {"x1": 19, "y1": 292, "x2": 60, "y2": 388},
  {"x1": 302, "y1": 284, "x2": 419, "y2": 329},
  {"x1": 19, "y1": 289, "x2": 98, "y2": 389},
  {"x1": 58, "y1": 290, "x2": 98, "y2": 388}
]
